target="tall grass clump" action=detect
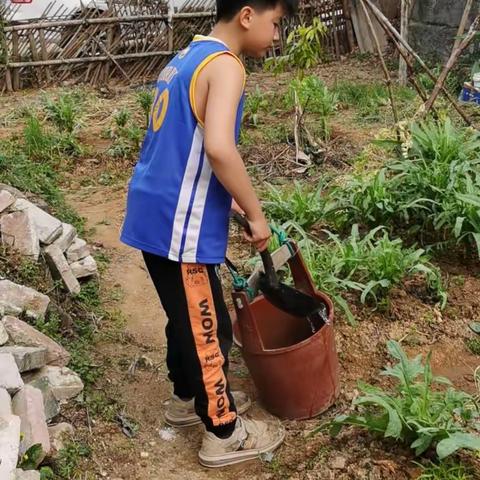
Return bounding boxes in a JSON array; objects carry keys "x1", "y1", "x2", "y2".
[
  {"x1": 331, "y1": 117, "x2": 480, "y2": 256},
  {"x1": 294, "y1": 225, "x2": 446, "y2": 324}
]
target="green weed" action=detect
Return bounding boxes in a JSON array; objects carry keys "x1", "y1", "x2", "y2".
[
  {"x1": 466, "y1": 338, "x2": 480, "y2": 355},
  {"x1": 329, "y1": 341, "x2": 480, "y2": 460},
  {"x1": 43, "y1": 92, "x2": 83, "y2": 134},
  {"x1": 331, "y1": 117, "x2": 480, "y2": 256},
  {"x1": 264, "y1": 180, "x2": 328, "y2": 230},
  {"x1": 136, "y1": 88, "x2": 155, "y2": 128},
  {"x1": 417, "y1": 461, "x2": 473, "y2": 480},
  {"x1": 286, "y1": 76, "x2": 338, "y2": 139},
  {"x1": 244, "y1": 86, "x2": 269, "y2": 127},
  {"x1": 53, "y1": 440, "x2": 91, "y2": 479},
  {"x1": 298, "y1": 225, "x2": 446, "y2": 325}
]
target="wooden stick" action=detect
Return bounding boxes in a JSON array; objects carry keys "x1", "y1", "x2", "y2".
[
  {"x1": 360, "y1": 0, "x2": 400, "y2": 140},
  {"x1": 420, "y1": 15, "x2": 480, "y2": 116},
  {"x1": 363, "y1": 0, "x2": 472, "y2": 126},
  {"x1": 454, "y1": 0, "x2": 474, "y2": 51},
  {"x1": 11, "y1": 31, "x2": 19, "y2": 90},
  {"x1": 3, "y1": 12, "x2": 215, "y2": 32},
  {"x1": 4, "y1": 49, "x2": 172, "y2": 68},
  {"x1": 398, "y1": 0, "x2": 414, "y2": 86}
]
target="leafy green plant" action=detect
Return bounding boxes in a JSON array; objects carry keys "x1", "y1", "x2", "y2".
[
  {"x1": 54, "y1": 440, "x2": 91, "y2": 479},
  {"x1": 263, "y1": 180, "x2": 328, "y2": 230},
  {"x1": 329, "y1": 341, "x2": 480, "y2": 460},
  {"x1": 297, "y1": 225, "x2": 446, "y2": 325},
  {"x1": 137, "y1": 88, "x2": 155, "y2": 128},
  {"x1": 286, "y1": 76, "x2": 338, "y2": 139},
  {"x1": 107, "y1": 108, "x2": 144, "y2": 159},
  {"x1": 265, "y1": 17, "x2": 327, "y2": 72},
  {"x1": 244, "y1": 86, "x2": 269, "y2": 127},
  {"x1": 17, "y1": 443, "x2": 44, "y2": 469},
  {"x1": 417, "y1": 461, "x2": 474, "y2": 480},
  {"x1": 466, "y1": 338, "x2": 480, "y2": 355},
  {"x1": 331, "y1": 117, "x2": 480, "y2": 256},
  {"x1": 43, "y1": 92, "x2": 83, "y2": 134},
  {"x1": 23, "y1": 115, "x2": 82, "y2": 161}
]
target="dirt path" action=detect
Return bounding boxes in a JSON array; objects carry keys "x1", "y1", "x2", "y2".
[{"x1": 67, "y1": 185, "x2": 270, "y2": 480}]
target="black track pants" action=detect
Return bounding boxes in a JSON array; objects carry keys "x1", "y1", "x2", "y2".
[{"x1": 142, "y1": 251, "x2": 237, "y2": 437}]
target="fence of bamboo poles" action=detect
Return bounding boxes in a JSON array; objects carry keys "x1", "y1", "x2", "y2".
[{"x1": 0, "y1": 0, "x2": 354, "y2": 91}]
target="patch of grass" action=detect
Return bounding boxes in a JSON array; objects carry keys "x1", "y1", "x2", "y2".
[
  {"x1": 417, "y1": 461, "x2": 473, "y2": 479},
  {"x1": 466, "y1": 338, "x2": 480, "y2": 355},
  {"x1": 330, "y1": 117, "x2": 480, "y2": 256},
  {"x1": 261, "y1": 124, "x2": 290, "y2": 144},
  {"x1": 23, "y1": 115, "x2": 82, "y2": 162},
  {"x1": 0, "y1": 149, "x2": 84, "y2": 231},
  {"x1": 136, "y1": 88, "x2": 155, "y2": 128},
  {"x1": 298, "y1": 225, "x2": 446, "y2": 325},
  {"x1": 53, "y1": 439, "x2": 92, "y2": 479},
  {"x1": 106, "y1": 108, "x2": 144, "y2": 159},
  {"x1": 43, "y1": 92, "x2": 84, "y2": 134},
  {"x1": 328, "y1": 341, "x2": 480, "y2": 460},
  {"x1": 244, "y1": 86, "x2": 269, "y2": 127},
  {"x1": 333, "y1": 81, "x2": 415, "y2": 122},
  {"x1": 286, "y1": 75, "x2": 338, "y2": 139},
  {"x1": 264, "y1": 180, "x2": 329, "y2": 230}
]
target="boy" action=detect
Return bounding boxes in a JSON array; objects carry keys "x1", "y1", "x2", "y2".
[{"x1": 120, "y1": 0, "x2": 298, "y2": 468}]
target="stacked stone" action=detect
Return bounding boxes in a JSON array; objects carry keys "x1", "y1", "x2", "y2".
[{"x1": 0, "y1": 187, "x2": 98, "y2": 295}]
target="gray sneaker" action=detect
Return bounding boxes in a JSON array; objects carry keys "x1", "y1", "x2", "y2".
[
  {"x1": 198, "y1": 416, "x2": 285, "y2": 468},
  {"x1": 165, "y1": 391, "x2": 251, "y2": 427}
]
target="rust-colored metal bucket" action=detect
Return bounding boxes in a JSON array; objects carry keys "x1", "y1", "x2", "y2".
[{"x1": 231, "y1": 243, "x2": 340, "y2": 420}]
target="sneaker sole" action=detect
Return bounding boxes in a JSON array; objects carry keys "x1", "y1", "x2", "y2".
[
  {"x1": 198, "y1": 427, "x2": 286, "y2": 468},
  {"x1": 165, "y1": 397, "x2": 252, "y2": 428}
]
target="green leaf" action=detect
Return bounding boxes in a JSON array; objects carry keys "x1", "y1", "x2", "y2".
[
  {"x1": 457, "y1": 193, "x2": 480, "y2": 208},
  {"x1": 411, "y1": 434, "x2": 433, "y2": 456},
  {"x1": 436, "y1": 432, "x2": 480, "y2": 459},
  {"x1": 17, "y1": 443, "x2": 44, "y2": 470}
]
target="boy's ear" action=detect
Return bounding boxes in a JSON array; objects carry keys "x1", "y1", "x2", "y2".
[{"x1": 238, "y1": 6, "x2": 255, "y2": 30}]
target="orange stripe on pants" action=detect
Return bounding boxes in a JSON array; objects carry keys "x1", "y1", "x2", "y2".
[{"x1": 181, "y1": 264, "x2": 236, "y2": 427}]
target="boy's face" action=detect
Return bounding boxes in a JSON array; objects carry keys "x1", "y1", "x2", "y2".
[{"x1": 240, "y1": 5, "x2": 284, "y2": 57}]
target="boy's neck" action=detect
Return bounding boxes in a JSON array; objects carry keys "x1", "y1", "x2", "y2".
[{"x1": 209, "y1": 23, "x2": 243, "y2": 56}]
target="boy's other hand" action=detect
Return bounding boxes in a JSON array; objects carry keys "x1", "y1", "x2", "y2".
[
  {"x1": 231, "y1": 199, "x2": 245, "y2": 215},
  {"x1": 244, "y1": 216, "x2": 271, "y2": 252}
]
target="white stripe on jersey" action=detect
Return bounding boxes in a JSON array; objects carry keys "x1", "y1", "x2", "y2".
[
  {"x1": 168, "y1": 126, "x2": 203, "y2": 261},
  {"x1": 182, "y1": 155, "x2": 213, "y2": 261}
]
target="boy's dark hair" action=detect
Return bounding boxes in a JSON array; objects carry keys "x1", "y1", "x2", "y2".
[{"x1": 216, "y1": 0, "x2": 298, "y2": 21}]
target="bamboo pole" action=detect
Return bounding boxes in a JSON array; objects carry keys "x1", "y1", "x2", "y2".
[
  {"x1": 454, "y1": 0, "x2": 474, "y2": 51},
  {"x1": 398, "y1": 0, "x2": 413, "y2": 86},
  {"x1": 363, "y1": 0, "x2": 472, "y2": 126},
  {"x1": 360, "y1": 0, "x2": 400, "y2": 140},
  {"x1": 4, "y1": 49, "x2": 172, "y2": 68},
  {"x1": 420, "y1": 15, "x2": 480, "y2": 117},
  {"x1": 3, "y1": 12, "x2": 215, "y2": 32}
]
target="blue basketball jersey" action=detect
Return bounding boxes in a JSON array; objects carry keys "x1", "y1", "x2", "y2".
[{"x1": 120, "y1": 36, "x2": 245, "y2": 264}]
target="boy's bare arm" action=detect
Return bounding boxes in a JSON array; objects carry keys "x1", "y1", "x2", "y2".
[{"x1": 202, "y1": 55, "x2": 270, "y2": 251}]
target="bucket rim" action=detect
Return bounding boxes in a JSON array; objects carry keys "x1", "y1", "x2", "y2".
[{"x1": 232, "y1": 289, "x2": 335, "y2": 355}]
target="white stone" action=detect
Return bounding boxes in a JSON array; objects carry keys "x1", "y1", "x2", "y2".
[
  {"x1": 23, "y1": 366, "x2": 83, "y2": 402},
  {"x1": 0, "y1": 353, "x2": 24, "y2": 394},
  {"x1": 26, "y1": 377, "x2": 59, "y2": 422},
  {"x1": 48, "y1": 422, "x2": 74, "y2": 453},
  {"x1": 66, "y1": 237, "x2": 90, "y2": 263},
  {"x1": 0, "y1": 415, "x2": 21, "y2": 480},
  {"x1": 44, "y1": 245, "x2": 81, "y2": 295},
  {"x1": 0, "y1": 346, "x2": 47, "y2": 373},
  {"x1": 0, "y1": 281, "x2": 50, "y2": 320},
  {"x1": 13, "y1": 199, "x2": 62, "y2": 245},
  {"x1": 52, "y1": 223, "x2": 77, "y2": 252},
  {"x1": 12, "y1": 386, "x2": 51, "y2": 463},
  {"x1": 70, "y1": 255, "x2": 98, "y2": 279},
  {"x1": 0, "y1": 388, "x2": 12, "y2": 416},
  {"x1": 0, "y1": 322, "x2": 9, "y2": 346},
  {"x1": 15, "y1": 470, "x2": 41, "y2": 480},
  {"x1": 0, "y1": 190, "x2": 15, "y2": 214},
  {"x1": 0, "y1": 211, "x2": 40, "y2": 260},
  {"x1": 2, "y1": 317, "x2": 70, "y2": 367}
]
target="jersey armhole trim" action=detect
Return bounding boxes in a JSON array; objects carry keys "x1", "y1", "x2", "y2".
[{"x1": 189, "y1": 51, "x2": 246, "y2": 128}]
